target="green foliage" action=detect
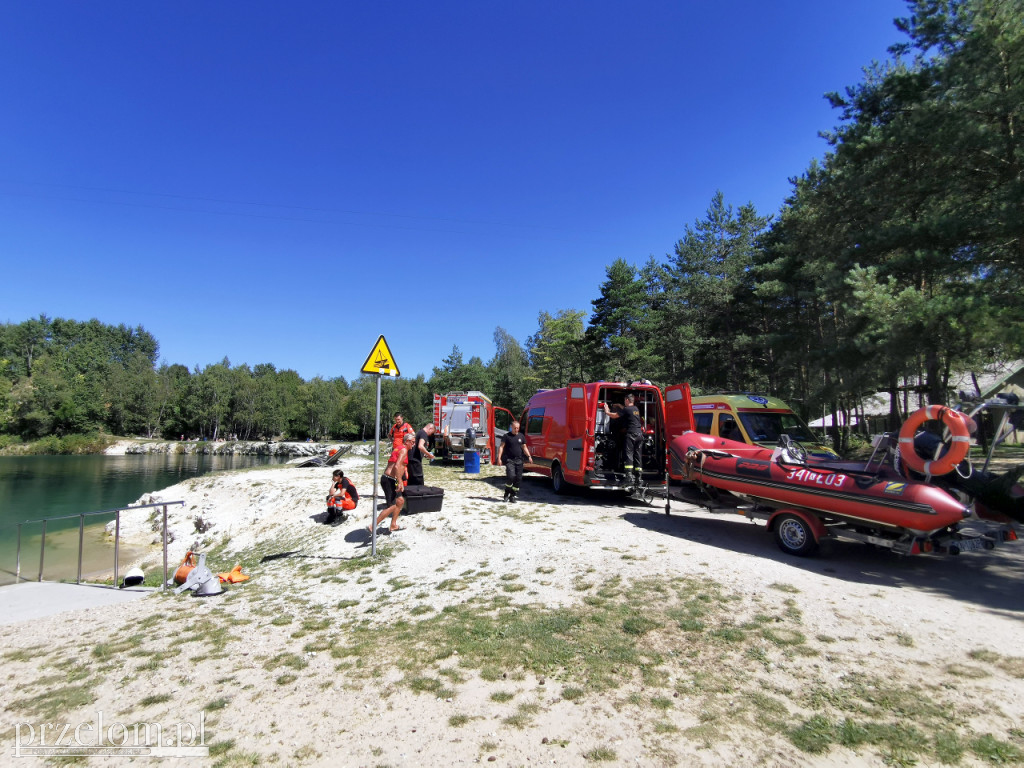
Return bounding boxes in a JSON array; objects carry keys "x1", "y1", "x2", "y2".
[{"x1": 527, "y1": 309, "x2": 587, "y2": 389}]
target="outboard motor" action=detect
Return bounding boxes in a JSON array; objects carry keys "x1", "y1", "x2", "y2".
[
  {"x1": 464, "y1": 426, "x2": 476, "y2": 452},
  {"x1": 174, "y1": 553, "x2": 223, "y2": 597}
]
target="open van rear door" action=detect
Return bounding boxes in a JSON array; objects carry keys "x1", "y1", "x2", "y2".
[
  {"x1": 565, "y1": 383, "x2": 588, "y2": 474},
  {"x1": 664, "y1": 383, "x2": 693, "y2": 479},
  {"x1": 664, "y1": 382, "x2": 693, "y2": 439}
]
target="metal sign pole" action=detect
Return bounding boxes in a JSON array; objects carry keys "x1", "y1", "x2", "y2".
[
  {"x1": 371, "y1": 373, "x2": 382, "y2": 556},
  {"x1": 359, "y1": 334, "x2": 400, "y2": 558}
]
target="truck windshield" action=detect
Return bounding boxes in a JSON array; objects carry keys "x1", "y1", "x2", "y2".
[{"x1": 738, "y1": 412, "x2": 815, "y2": 444}]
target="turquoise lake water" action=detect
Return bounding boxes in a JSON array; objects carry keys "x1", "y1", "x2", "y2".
[{"x1": 0, "y1": 453, "x2": 288, "y2": 585}]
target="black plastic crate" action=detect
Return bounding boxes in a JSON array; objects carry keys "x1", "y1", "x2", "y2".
[{"x1": 403, "y1": 485, "x2": 444, "y2": 514}]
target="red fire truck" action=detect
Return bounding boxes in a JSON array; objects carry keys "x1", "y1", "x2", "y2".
[
  {"x1": 433, "y1": 391, "x2": 515, "y2": 464},
  {"x1": 519, "y1": 381, "x2": 693, "y2": 493}
]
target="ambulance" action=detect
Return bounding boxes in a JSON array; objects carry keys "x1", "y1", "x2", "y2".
[{"x1": 689, "y1": 392, "x2": 839, "y2": 459}]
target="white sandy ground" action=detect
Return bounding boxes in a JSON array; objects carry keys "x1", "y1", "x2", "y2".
[{"x1": 1, "y1": 449, "x2": 1022, "y2": 768}]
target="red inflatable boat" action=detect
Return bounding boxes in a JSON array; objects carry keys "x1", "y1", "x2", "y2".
[{"x1": 669, "y1": 431, "x2": 1018, "y2": 557}]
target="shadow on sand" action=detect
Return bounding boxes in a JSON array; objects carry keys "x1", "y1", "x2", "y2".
[{"x1": 623, "y1": 504, "x2": 1024, "y2": 618}]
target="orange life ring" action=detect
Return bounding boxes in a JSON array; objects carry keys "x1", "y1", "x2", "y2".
[{"x1": 898, "y1": 405, "x2": 971, "y2": 476}]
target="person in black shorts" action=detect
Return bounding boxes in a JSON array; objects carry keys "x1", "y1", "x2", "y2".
[
  {"x1": 496, "y1": 420, "x2": 532, "y2": 503},
  {"x1": 603, "y1": 393, "x2": 644, "y2": 485},
  {"x1": 407, "y1": 423, "x2": 436, "y2": 487}
]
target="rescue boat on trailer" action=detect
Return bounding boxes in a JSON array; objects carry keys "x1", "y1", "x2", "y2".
[
  {"x1": 669, "y1": 429, "x2": 1018, "y2": 557},
  {"x1": 672, "y1": 432, "x2": 971, "y2": 531}
]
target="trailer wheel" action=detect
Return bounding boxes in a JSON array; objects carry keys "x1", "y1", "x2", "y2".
[
  {"x1": 551, "y1": 464, "x2": 569, "y2": 495},
  {"x1": 773, "y1": 514, "x2": 819, "y2": 557}
]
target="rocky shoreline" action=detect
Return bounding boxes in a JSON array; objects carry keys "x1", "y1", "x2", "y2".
[{"x1": 104, "y1": 438, "x2": 348, "y2": 457}]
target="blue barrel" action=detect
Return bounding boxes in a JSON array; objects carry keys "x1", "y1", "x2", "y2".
[{"x1": 464, "y1": 450, "x2": 481, "y2": 474}]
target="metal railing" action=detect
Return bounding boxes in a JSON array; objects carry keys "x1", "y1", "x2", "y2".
[{"x1": 9, "y1": 501, "x2": 185, "y2": 590}]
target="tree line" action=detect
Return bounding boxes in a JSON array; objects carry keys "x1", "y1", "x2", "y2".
[{"x1": 2, "y1": 1, "x2": 1021, "y2": 451}]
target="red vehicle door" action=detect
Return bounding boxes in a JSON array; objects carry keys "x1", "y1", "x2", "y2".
[
  {"x1": 664, "y1": 383, "x2": 693, "y2": 479},
  {"x1": 487, "y1": 406, "x2": 517, "y2": 464},
  {"x1": 564, "y1": 383, "x2": 588, "y2": 479}
]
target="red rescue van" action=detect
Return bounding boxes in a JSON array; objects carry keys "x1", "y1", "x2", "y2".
[{"x1": 520, "y1": 381, "x2": 693, "y2": 493}]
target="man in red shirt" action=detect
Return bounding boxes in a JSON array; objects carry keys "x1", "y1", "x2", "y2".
[{"x1": 389, "y1": 412, "x2": 415, "y2": 450}]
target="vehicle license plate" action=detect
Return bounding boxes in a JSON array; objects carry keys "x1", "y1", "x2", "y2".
[{"x1": 953, "y1": 537, "x2": 986, "y2": 552}]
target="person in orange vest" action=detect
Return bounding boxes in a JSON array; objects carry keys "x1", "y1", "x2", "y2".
[
  {"x1": 389, "y1": 412, "x2": 415, "y2": 451},
  {"x1": 325, "y1": 469, "x2": 358, "y2": 524}
]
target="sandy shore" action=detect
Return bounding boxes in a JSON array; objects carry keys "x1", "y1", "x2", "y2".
[{"x1": 1, "y1": 450, "x2": 1022, "y2": 767}]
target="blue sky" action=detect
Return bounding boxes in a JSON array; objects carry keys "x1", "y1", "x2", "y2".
[{"x1": 1, "y1": 1, "x2": 906, "y2": 383}]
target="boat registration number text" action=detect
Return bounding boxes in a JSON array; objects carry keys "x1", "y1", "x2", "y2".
[
  {"x1": 952, "y1": 538, "x2": 985, "y2": 552},
  {"x1": 785, "y1": 468, "x2": 849, "y2": 489}
]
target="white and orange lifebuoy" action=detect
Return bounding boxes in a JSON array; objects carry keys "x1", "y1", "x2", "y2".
[{"x1": 898, "y1": 405, "x2": 971, "y2": 476}]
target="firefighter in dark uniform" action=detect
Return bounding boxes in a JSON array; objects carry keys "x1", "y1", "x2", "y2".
[
  {"x1": 603, "y1": 393, "x2": 644, "y2": 485},
  {"x1": 496, "y1": 420, "x2": 532, "y2": 503},
  {"x1": 407, "y1": 423, "x2": 436, "y2": 487}
]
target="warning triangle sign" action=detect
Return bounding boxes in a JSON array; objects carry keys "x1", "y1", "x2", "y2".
[{"x1": 361, "y1": 335, "x2": 400, "y2": 376}]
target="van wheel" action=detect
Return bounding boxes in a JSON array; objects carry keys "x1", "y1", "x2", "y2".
[
  {"x1": 551, "y1": 464, "x2": 568, "y2": 495},
  {"x1": 773, "y1": 513, "x2": 819, "y2": 557}
]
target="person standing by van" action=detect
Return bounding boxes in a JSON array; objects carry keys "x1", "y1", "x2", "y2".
[
  {"x1": 407, "y1": 423, "x2": 436, "y2": 487},
  {"x1": 603, "y1": 394, "x2": 644, "y2": 485},
  {"x1": 496, "y1": 420, "x2": 532, "y2": 503}
]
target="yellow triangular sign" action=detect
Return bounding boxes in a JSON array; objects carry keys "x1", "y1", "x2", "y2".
[{"x1": 361, "y1": 335, "x2": 400, "y2": 376}]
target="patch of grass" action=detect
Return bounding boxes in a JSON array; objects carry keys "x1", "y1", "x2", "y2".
[
  {"x1": 622, "y1": 616, "x2": 661, "y2": 636},
  {"x1": 945, "y1": 663, "x2": 991, "y2": 679},
  {"x1": 276, "y1": 673, "x2": 298, "y2": 685},
  {"x1": 263, "y1": 652, "x2": 308, "y2": 671},
  {"x1": 583, "y1": 745, "x2": 617, "y2": 761},
  {"x1": 437, "y1": 578, "x2": 469, "y2": 592},
  {"x1": 790, "y1": 714, "x2": 835, "y2": 754},
  {"x1": 970, "y1": 733, "x2": 1024, "y2": 764},
  {"x1": 208, "y1": 738, "x2": 235, "y2": 757},
  {"x1": 140, "y1": 692, "x2": 173, "y2": 707},
  {"x1": 206, "y1": 696, "x2": 231, "y2": 711},
  {"x1": 649, "y1": 695, "x2": 673, "y2": 710},
  {"x1": 8, "y1": 681, "x2": 97, "y2": 720},
  {"x1": 769, "y1": 582, "x2": 800, "y2": 593},
  {"x1": 389, "y1": 576, "x2": 415, "y2": 590},
  {"x1": 337, "y1": 599, "x2": 359, "y2": 609},
  {"x1": 449, "y1": 713, "x2": 471, "y2": 727},
  {"x1": 406, "y1": 675, "x2": 453, "y2": 698},
  {"x1": 490, "y1": 691, "x2": 514, "y2": 703},
  {"x1": 762, "y1": 627, "x2": 806, "y2": 647},
  {"x1": 561, "y1": 686, "x2": 585, "y2": 701},
  {"x1": 3, "y1": 645, "x2": 46, "y2": 663},
  {"x1": 301, "y1": 617, "x2": 331, "y2": 632}
]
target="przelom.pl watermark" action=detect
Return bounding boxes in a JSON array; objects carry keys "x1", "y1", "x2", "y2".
[{"x1": 12, "y1": 710, "x2": 208, "y2": 758}]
